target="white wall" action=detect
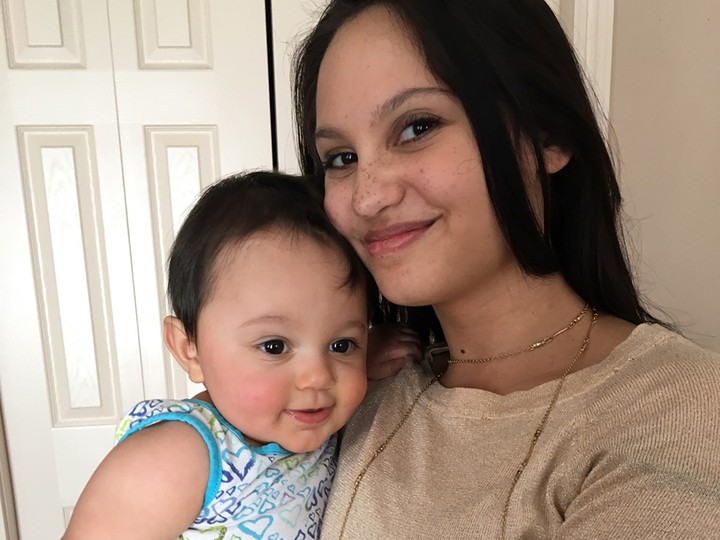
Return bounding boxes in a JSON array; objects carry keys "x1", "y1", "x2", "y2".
[{"x1": 611, "y1": 0, "x2": 720, "y2": 352}]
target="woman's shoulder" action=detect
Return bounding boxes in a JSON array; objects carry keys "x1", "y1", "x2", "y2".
[
  {"x1": 557, "y1": 325, "x2": 720, "y2": 532},
  {"x1": 610, "y1": 323, "x2": 720, "y2": 385},
  {"x1": 572, "y1": 323, "x2": 720, "y2": 447},
  {"x1": 566, "y1": 322, "x2": 720, "y2": 396}
]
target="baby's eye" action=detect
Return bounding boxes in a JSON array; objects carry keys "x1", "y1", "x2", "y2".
[
  {"x1": 259, "y1": 339, "x2": 289, "y2": 355},
  {"x1": 398, "y1": 116, "x2": 440, "y2": 144},
  {"x1": 329, "y1": 339, "x2": 356, "y2": 354},
  {"x1": 323, "y1": 151, "x2": 357, "y2": 170}
]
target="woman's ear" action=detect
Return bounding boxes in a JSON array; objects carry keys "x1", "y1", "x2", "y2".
[
  {"x1": 543, "y1": 144, "x2": 572, "y2": 174},
  {"x1": 163, "y1": 316, "x2": 204, "y2": 383}
]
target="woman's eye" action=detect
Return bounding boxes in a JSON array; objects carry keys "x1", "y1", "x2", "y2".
[
  {"x1": 323, "y1": 151, "x2": 357, "y2": 170},
  {"x1": 259, "y1": 339, "x2": 289, "y2": 355},
  {"x1": 329, "y1": 339, "x2": 356, "y2": 354},
  {"x1": 398, "y1": 117, "x2": 439, "y2": 144}
]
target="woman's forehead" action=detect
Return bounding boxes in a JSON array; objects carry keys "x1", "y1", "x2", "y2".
[{"x1": 316, "y1": 7, "x2": 437, "y2": 125}]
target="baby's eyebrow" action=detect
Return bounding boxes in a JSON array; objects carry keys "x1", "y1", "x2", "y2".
[
  {"x1": 341, "y1": 320, "x2": 369, "y2": 333},
  {"x1": 239, "y1": 314, "x2": 290, "y2": 327}
]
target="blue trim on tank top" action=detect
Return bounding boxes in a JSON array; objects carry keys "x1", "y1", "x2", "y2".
[{"x1": 119, "y1": 411, "x2": 222, "y2": 509}]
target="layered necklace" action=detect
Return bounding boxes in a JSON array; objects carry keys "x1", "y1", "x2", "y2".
[{"x1": 338, "y1": 304, "x2": 598, "y2": 539}]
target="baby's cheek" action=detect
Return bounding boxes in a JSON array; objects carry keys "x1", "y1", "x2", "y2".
[
  {"x1": 234, "y1": 372, "x2": 288, "y2": 415},
  {"x1": 344, "y1": 367, "x2": 369, "y2": 410}
]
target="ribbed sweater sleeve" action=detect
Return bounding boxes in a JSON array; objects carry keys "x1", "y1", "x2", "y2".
[{"x1": 556, "y1": 333, "x2": 720, "y2": 538}]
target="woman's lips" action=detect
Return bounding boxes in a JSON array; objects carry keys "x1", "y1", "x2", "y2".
[
  {"x1": 364, "y1": 221, "x2": 435, "y2": 257},
  {"x1": 285, "y1": 408, "x2": 332, "y2": 424}
]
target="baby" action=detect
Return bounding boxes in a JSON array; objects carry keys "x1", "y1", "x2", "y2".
[{"x1": 63, "y1": 171, "x2": 419, "y2": 539}]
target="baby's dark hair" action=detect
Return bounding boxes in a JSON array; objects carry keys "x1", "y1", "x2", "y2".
[{"x1": 167, "y1": 170, "x2": 368, "y2": 342}]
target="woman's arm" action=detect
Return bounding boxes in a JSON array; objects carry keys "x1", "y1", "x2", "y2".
[
  {"x1": 62, "y1": 420, "x2": 209, "y2": 540},
  {"x1": 556, "y1": 345, "x2": 720, "y2": 538},
  {"x1": 556, "y1": 459, "x2": 720, "y2": 538}
]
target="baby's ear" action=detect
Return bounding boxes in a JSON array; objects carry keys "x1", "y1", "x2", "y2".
[
  {"x1": 543, "y1": 144, "x2": 572, "y2": 174},
  {"x1": 163, "y1": 316, "x2": 204, "y2": 383}
]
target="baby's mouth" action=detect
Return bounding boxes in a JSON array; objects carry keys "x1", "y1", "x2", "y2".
[{"x1": 285, "y1": 407, "x2": 332, "y2": 424}]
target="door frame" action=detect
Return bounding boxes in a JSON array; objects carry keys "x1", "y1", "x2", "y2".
[{"x1": 0, "y1": 403, "x2": 18, "y2": 540}]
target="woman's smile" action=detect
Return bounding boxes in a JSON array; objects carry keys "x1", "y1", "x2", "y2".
[{"x1": 364, "y1": 219, "x2": 437, "y2": 258}]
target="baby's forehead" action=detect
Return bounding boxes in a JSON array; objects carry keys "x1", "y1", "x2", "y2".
[
  {"x1": 216, "y1": 227, "x2": 342, "y2": 261},
  {"x1": 200, "y1": 230, "x2": 367, "y2": 318},
  {"x1": 209, "y1": 228, "x2": 361, "y2": 287}
]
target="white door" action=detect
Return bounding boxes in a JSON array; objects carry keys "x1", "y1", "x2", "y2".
[{"x1": 0, "y1": 0, "x2": 271, "y2": 537}]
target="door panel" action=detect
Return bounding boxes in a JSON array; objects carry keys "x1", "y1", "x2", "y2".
[
  {"x1": 108, "y1": 0, "x2": 273, "y2": 401},
  {"x1": 0, "y1": 1, "x2": 134, "y2": 535}
]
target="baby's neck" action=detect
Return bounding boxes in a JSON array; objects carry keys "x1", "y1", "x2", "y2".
[{"x1": 191, "y1": 389, "x2": 213, "y2": 404}]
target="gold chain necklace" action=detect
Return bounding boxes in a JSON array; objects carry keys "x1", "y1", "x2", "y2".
[
  {"x1": 499, "y1": 309, "x2": 597, "y2": 538},
  {"x1": 448, "y1": 303, "x2": 589, "y2": 364},
  {"x1": 338, "y1": 309, "x2": 599, "y2": 540},
  {"x1": 338, "y1": 372, "x2": 440, "y2": 539}
]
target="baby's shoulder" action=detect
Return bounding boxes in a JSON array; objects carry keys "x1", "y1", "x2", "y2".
[{"x1": 115, "y1": 398, "x2": 228, "y2": 445}]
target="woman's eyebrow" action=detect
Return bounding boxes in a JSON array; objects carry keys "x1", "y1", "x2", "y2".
[
  {"x1": 315, "y1": 126, "x2": 344, "y2": 142},
  {"x1": 371, "y1": 86, "x2": 453, "y2": 125},
  {"x1": 315, "y1": 86, "x2": 453, "y2": 142}
]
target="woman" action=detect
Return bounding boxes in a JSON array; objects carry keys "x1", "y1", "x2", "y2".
[{"x1": 293, "y1": 0, "x2": 720, "y2": 538}]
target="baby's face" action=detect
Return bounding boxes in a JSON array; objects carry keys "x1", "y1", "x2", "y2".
[{"x1": 193, "y1": 230, "x2": 368, "y2": 453}]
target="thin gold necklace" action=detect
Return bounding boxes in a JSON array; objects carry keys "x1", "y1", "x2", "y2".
[
  {"x1": 499, "y1": 309, "x2": 597, "y2": 538},
  {"x1": 338, "y1": 309, "x2": 599, "y2": 540},
  {"x1": 448, "y1": 303, "x2": 589, "y2": 364}
]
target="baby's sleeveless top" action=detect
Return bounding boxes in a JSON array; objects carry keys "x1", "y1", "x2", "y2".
[{"x1": 116, "y1": 398, "x2": 337, "y2": 539}]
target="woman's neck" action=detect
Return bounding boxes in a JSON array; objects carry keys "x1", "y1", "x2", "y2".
[{"x1": 433, "y1": 270, "x2": 601, "y2": 394}]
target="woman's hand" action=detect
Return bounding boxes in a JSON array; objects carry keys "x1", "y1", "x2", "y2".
[{"x1": 366, "y1": 323, "x2": 423, "y2": 380}]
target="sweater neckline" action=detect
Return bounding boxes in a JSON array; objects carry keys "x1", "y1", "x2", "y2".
[{"x1": 417, "y1": 323, "x2": 672, "y2": 418}]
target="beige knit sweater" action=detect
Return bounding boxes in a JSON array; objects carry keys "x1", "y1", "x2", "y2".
[{"x1": 321, "y1": 324, "x2": 720, "y2": 539}]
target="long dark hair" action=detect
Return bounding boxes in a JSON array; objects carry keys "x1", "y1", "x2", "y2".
[{"x1": 293, "y1": 0, "x2": 664, "y2": 342}]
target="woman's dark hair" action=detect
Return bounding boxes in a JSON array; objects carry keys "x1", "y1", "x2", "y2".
[
  {"x1": 293, "y1": 0, "x2": 665, "y2": 342},
  {"x1": 167, "y1": 170, "x2": 369, "y2": 342}
]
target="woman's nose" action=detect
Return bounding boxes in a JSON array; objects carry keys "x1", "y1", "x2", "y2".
[{"x1": 351, "y1": 157, "x2": 404, "y2": 217}]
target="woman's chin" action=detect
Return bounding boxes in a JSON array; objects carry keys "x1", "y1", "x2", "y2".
[{"x1": 378, "y1": 283, "x2": 436, "y2": 309}]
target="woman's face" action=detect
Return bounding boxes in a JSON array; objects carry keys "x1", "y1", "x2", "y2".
[{"x1": 315, "y1": 6, "x2": 515, "y2": 308}]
